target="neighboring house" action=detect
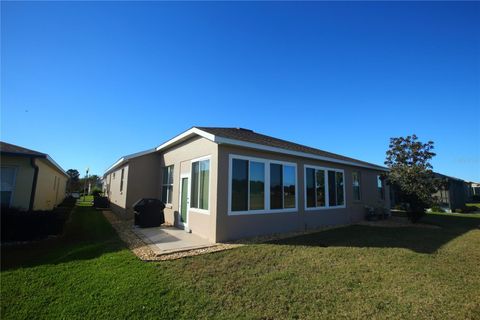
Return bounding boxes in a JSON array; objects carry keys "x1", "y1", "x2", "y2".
[
  {"x1": 466, "y1": 182, "x2": 480, "y2": 201},
  {"x1": 103, "y1": 127, "x2": 390, "y2": 243},
  {"x1": 0, "y1": 142, "x2": 69, "y2": 211},
  {"x1": 432, "y1": 173, "x2": 468, "y2": 212}
]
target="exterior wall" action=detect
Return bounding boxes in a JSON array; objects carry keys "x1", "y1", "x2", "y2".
[
  {"x1": 105, "y1": 164, "x2": 129, "y2": 217},
  {"x1": 448, "y1": 180, "x2": 467, "y2": 210},
  {"x1": 433, "y1": 179, "x2": 467, "y2": 211},
  {"x1": 125, "y1": 153, "x2": 162, "y2": 217},
  {"x1": 216, "y1": 145, "x2": 390, "y2": 242},
  {"x1": 161, "y1": 136, "x2": 218, "y2": 242},
  {"x1": 1, "y1": 156, "x2": 35, "y2": 210},
  {"x1": 33, "y1": 158, "x2": 68, "y2": 210}
]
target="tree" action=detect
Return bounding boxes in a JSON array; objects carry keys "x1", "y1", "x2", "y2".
[
  {"x1": 384, "y1": 135, "x2": 438, "y2": 222},
  {"x1": 66, "y1": 169, "x2": 81, "y2": 193},
  {"x1": 78, "y1": 174, "x2": 102, "y2": 195},
  {"x1": 88, "y1": 175, "x2": 102, "y2": 189}
]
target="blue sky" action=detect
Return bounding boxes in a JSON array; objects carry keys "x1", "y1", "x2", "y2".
[{"x1": 1, "y1": 2, "x2": 479, "y2": 181}]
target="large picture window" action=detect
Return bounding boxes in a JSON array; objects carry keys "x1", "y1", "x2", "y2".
[
  {"x1": 231, "y1": 159, "x2": 266, "y2": 212},
  {"x1": 283, "y1": 165, "x2": 296, "y2": 209},
  {"x1": 231, "y1": 159, "x2": 249, "y2": 211},
  {"x1": 191, "y1": 159, "x2": 210, "y2": 210},
  {"x1": 161, "y1": 165, "x2": 174, "y2": 204},
  {"x1": 229, "y1": 155, "x2": 296, "y2": 214},
  {"x1": 249, "y1": 161, "x2": 265, "y2": 210},
  {"x1": 270, "y1": 163, "x2": 296, "y2": 210},
  {"x1": 305, "y1": 166, "x2": 345, "y2": 209}
]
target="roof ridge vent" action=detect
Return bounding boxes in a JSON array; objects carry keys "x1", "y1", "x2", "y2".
[{"x1": 236, "y1": 127, "x2": 254, "y2": 133}]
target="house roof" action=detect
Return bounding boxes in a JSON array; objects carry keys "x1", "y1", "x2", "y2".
[
  {"x1": 434, "y1": 172, "x2": 465, "y2": 182},
  {"x1": 0, "y1": 141, "x2": 68, "y2": 177},
  {"x1": 104, "y1": 147, "x2": 157, "y2": 175},
  {"x1": 196, "y1": 127, "x2": 387, "y2": 171},
  {"x1": 105, "y1": 127, "x2": 387, "y2": 175},
  {"x1": 0, "y1": 141, "x2": 46, "y2": 157}
]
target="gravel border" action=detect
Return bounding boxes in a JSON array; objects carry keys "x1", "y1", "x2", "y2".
[{"x1": 102, "y1": 210, "x2": 242, "y2": 261}]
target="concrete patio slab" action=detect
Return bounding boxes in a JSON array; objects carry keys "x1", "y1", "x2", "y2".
[{"x1": 132, "y1": 226, "x2": 216, "y2": 256}]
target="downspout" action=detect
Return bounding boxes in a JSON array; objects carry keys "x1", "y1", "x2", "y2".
[{"x1": 29, "y1": 157, "x2": 39, "y2": 211}]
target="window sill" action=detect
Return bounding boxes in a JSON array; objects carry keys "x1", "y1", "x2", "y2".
[
  {"x1": 228, "y1": 208, "x2": 298, "y2": 216},
  {"x1": 165, "y1": 204, "x2": 173, "y2": 209},
  {"x1": 305, "y1": 205, "x2": 346, "y2": 212},
  {"x1": 189, "y1": 208, "x2": 210, "y2": 215}
]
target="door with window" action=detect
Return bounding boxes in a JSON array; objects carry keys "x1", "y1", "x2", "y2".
[{"x1": 179, "y1": 176, "x2": 189, "y2": 228}]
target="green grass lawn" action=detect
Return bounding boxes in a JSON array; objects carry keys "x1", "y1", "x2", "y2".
[
  {"x1": 76, "y1": 195, "x2": 94, "y2": 206},
  {"x1": 2, "y1": 205, "x2": 480, "y2": 319}
]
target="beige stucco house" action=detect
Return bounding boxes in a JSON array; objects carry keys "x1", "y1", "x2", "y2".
[
  {"x1": 1, "y1": 142, "x2": 69, "y2": 211},
  {"x1": 104, "y1": 127, "x2": 390, "y2": 243}
]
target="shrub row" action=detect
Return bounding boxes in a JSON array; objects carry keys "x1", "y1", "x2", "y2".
[
  {"x1": 1, "y1": 196, "x2": 76, "y2": 243},
  {"x1": 454, "y1": 206, "x2": 479, "y2": 214}
]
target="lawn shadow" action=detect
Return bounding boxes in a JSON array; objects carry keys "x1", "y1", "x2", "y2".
[
  {"x1": 267, "y1": 213, "x2": 480, "y2": 254},
  {"x1": 1, "y1": 206, "x2": 125, "y2": 271}
]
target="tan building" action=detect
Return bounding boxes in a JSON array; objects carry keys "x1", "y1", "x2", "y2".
[
  {"x1": 1, "y1": 142, "x2": 69, "y2": 211},
  {"x1": 104, "y1": 127, "x2": 390, "y2": 243}
]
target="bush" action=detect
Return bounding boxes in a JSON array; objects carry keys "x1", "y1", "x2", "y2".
[
  {"x1": 93, "y1": 196, "x2": 109, "y2": 209},
  {"x1": 1, "y1": 206, "x2": 73, "y2": 242},
  {"x1": 471, "y1": 195, "x2": 480, "y2": 203},
  {"x1": 91, "y1": 188, "x2": 103, "y2": 197},
  {"x1": 59, "y1": 196, "x2": 77, "y2": 207},
  {"x1": 430, "y1": 205, "x2": 444, "y2": 213},
  {"x1": 453, "y1": 206, "x2": 476, "y2": 214},
  {"x1": 393, "y1": 203, "x2": 407, "y2": 211}
]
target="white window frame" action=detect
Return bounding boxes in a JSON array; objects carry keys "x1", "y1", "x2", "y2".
[
  {"x1": 304, "y1": 165, "x2": 346, "y2": 211},
  {"x1": 189, "y1": 155, "x2": 211, "y2": 215},
  {"x1": 1, "y1": 166, "x2": 18, "y2": 208},
  {"x1": 228, "y1": 154, "x2": 298, "y2": 215},
  {"x1": 161, "y1": 165, "x2": 174, "y2": 205}
]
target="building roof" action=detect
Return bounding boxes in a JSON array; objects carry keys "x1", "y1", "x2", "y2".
[
  {"x1": 434, "y1": 172, "x2": 465, "y2": 182},
  {"x1": 0, "y1": 141, "x2": 46, "y2": 157},
  {"x1": 0, "y1": 141, "x2": 68, "y2": 177},
  {"x1": 105, "y1": 126, "x2": 387, "y2": 174},
  {"x1": 196, "y1": 127, "x2": 386, "y2": 170},
  {"x1": 104, "y1": 147, "x2": 157, "y2": 175}
]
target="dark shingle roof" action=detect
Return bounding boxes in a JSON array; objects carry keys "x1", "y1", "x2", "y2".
[
  {"x1": 196, "y1": 127, "x2": 386, "y2": 170},
  {"x1": 0, "y1": 141, "x2": 46, "y2": 157}
]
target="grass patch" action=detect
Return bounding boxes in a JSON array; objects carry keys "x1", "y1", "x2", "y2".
[
  {"x1": 76, "y1": 195, "x2": 94, "y2": 207},
  {"x1": 2, "y1": 206, "x2": 480, "y2": 319}
]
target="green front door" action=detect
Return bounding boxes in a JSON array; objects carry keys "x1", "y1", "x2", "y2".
[{"x1": 180, "y1": 177, "x2": 188, "y2": 223}]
